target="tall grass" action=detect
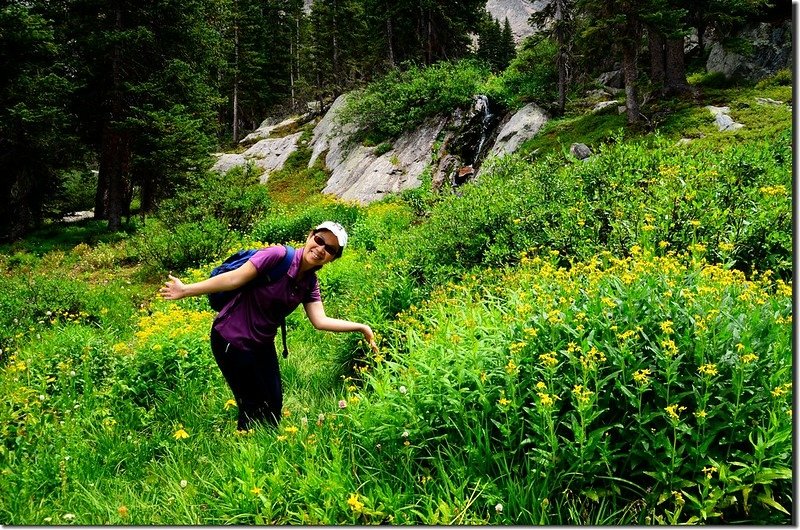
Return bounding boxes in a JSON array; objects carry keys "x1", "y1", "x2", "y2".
[{"x1": 0, "y1": 74, "x2": 792, "y2": 525}]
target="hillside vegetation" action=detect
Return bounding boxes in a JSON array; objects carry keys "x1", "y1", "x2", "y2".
[{"x1": 0, "y1": 62, "x2": 792, "y2": 524}]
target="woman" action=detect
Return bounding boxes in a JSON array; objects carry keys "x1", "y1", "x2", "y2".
[{"x1": 159, "y1": 221, "x2": 377, "y2": 431}]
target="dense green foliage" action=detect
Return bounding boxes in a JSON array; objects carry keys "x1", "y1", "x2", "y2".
[
  {"x1": 3, "y1": 0, "x2": 782, "y2": 240},
  {"x1": 338, "y1": 60, "x2": 492, "y2": 143},
  {"x1": 407, "y1": 130, "x2": 791, "y2": 283},
  {"x1": 0, "y1": 17, "x2": 792, "y2": 527}
]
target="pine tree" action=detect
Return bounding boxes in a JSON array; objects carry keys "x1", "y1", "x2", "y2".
[
  {"x1": 530, "y1": 0, "x2": 575, "y2": 115},
  {"x1": 499, "y1": 18, "x2": 516, "y2": 71},
  {"x1": 0, "y1": 2, "x2": 78, "y2": 240},
  {"x1": 59, "y1": 0, "x2": 229, "y2": 227}
]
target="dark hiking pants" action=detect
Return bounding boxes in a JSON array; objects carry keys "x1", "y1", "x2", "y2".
[{"x1": 210, "y1": 328, "x2": 283, "y2": 431}]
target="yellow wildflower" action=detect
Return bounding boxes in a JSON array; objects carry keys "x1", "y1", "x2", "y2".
[
  {"x1": 539, "y1": 352, "x2": 558, "y2": 368},
  {"x1": 224, "y1": 399, "x2": 237, "y2": 410},
  {"x1": 740, "y1": 353, "x2": 758, "y2": 364},
  {"x1": 698, "y1": 363, "x2": 718, "y2": 377},
  {"x1": 536, "y1": 381, "x2": 547, "y2": 391},
  {"x1": 771, "y1": 383, "x2": 791, "y2": 398},
  {"x1": 251, "y1": 486, "x2": 262, "y2": 495},
  {"x1": 688, "y1": 243, "x2": 707, "y2": 254},
  {"x1": 660, "y1": 339, "x2": 678, "y2": 357},
  {"x1": 718, "y1": 242, "x2": 734, "y2": 252},
  {"x1": 537, "y1": 392, "x2": 558, "y2": 408},
  {"x1": 117, "y1": 506, "x2": 129, "y2": 518},
  {"x1": 665, "y1": 404, "x2": 687, "y2": 421},
  {"x1": 523, "y1": 327, "x2": 538, "y2": 337},
  {"x1": 759, "y1": 185, "x2": 785, "y2": 196},
  {"x1": 347, "y1": 493, "x2": 364, "y2": 513},
  {"x1": 702, "y1": 466, "x2": 717, "y2": 480},
  {"x1": 659, "y1": 320, "x2": 674, "y2": 334},
  {"x1": 173, "y1": 428, "x2": 189, "y2": 440},
  {"x1": 633, "y1": 368, "x2": 652, "y2": 386},
  {"x1": 505, "y1": 359, "x2": 518, "y2": 375},
  {"x1": 672, "y1": 490, "x2": 685, "y2": 506},
  {"x1": 571, "y1": 385, "x2": 594, "y2": 405},
  {"x1": 498, "y1": 397, "x2": 511, "y2": 406},
  {"x1": 284, "y1": 425, "x2": 299, "y2": 435}
]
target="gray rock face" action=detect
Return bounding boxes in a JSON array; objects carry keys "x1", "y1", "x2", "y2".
[
  {"x1": 490, "y1": 103, "x2": 549, "y2": 156},
  {"x1": 211, "y1": 153, "x2": 248, "y2": 174},
  {"x1": 706, "y1": 20, "x2": 792, "y2": 81},
  {"x1": 239, "y1": 117, "x2": 295, "y2": 146},
  {"x1": 570, "y1": 143, "x2": 592, "y2": 160},
  {"x1": 308, "y1": 94, "x2": 352, "y2": 169},
  {"x1": 321, "y1": 117, "x2": 448, "y2": 203},
  {"x1": 211, "y1": 132, "x2": 303, "y2": 182},
  {"x1": 485, "y1": 0, "x2": 550, "y2": 44}
]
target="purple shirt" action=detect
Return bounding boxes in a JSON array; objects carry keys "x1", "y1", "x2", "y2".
[{"x1": 212, "y1": 246, "x2": 321, "y2": 350}]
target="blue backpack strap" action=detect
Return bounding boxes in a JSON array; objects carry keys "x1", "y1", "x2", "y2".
[
  {"x1": 271, "y1": 245, "x2": 295, "y2": 281},
  {"x1": 267, "y1": 245, "x2": 294, "y2": 359}
]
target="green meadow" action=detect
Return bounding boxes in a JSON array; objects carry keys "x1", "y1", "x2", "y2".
[{"x1": 0, "y1": 71, "x2": 792, "y2": 524}]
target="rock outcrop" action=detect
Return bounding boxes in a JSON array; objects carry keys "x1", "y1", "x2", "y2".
[
  {"x1": 212, "y1": 132, "x2": 303, "y2": 183},
  {"x1": 489, "y1": 103, "x2": 549, "y2": 156},
  {"x1": 706, "y1": 20, "x2": 792, "y2": 81},
  {"x1": 312, "y1": 99, "x2": 449, "y2": 203},
  {"x1": 325, "y1": 118, "x2": 448, "y2": 203},
  {"x1": 216, "y1": 91, "x2": 551, "y2": 204}
]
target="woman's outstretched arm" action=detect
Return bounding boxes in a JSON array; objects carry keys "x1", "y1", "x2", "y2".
[
  {"x1": 303, "y1": 301, "x2": 378, "y2": 352},
  {"x1": 160, "y1": 262, "x2": 258, "y2": 300}
]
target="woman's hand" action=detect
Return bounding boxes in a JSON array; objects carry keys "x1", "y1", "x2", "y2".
[
  {"x1": 160, "y1": 274, "x2": 187, "y2": 300},
  {"x1": 362, "y1": 325, "x2": 379, "y2": 353}
]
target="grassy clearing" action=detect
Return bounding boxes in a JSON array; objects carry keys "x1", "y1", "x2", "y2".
[{"x1": 0, "y1": 69, "x2": 792, "y2": 525}]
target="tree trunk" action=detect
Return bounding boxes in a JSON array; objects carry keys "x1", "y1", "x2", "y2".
[
  {"x1": 554, "y1": 0, "x2": 570, "y2": 116},
  {"x1": 621, "y1": 20, "x2": 641, "y2": 125},
  {"x1": 332, "y1": 0, "x2": 339, "y2": 83},
  {"x1": 233, "y1": 19, "x2": 239, "y2": 143},
  {"x1": 7, "y1": 168, "x2": 35, "y2": 241},
  {"x1": 648, "y1": 28, "x2": 666, "y2": 85},
  {"x1": 98, "y1": 125, "x2": 132, "y2": 231},
  {"x1": 96, "y1": 1, "x2": 132, "y2": 231},
  {"x1": 386, "y1": 17, "x2": 394, "y2": 67},
  {"x1": 665, "y1": 37, "x2": 690, "y2": 94},
  {"x1": 426, "y1": 8, "x2": 433, "y2": 64}
]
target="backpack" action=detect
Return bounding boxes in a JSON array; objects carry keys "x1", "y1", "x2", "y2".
[{"x1": 208, "y1": 244, "x2": 295, "y2": 357}]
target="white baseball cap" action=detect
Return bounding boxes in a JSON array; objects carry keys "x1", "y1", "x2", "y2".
[{"x1": 315, "y1": 221, "x2": 348, "y2": 250}]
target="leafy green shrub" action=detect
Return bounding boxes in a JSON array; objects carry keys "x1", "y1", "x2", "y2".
[
  {"x1": 158, "y1": 164, "x2": 273, "y2": 233},
  {"x1": 406, "y1": 131, "x2": 791, "y2": 282},
  {"x1": 249, "y1": 200, "x2": 362, "y2": 246},
  {"x1": 46, "y1": 169, "x2": 98, "y2": 218},
  {"x1": 755, "y1": 68, "x2": 792, "y2": 88},
  {"x1": 687, "y1": 71, "x2": 732, "y2": 88},
  {"x1": 133, "y1": 218, "x2": 234, "y2": 272},
  {"x1": 352, "y1": 253, "x2": 792, "y2": 524},
  {"x1": 0, "y1": 269, "x2": 140, "y2": 360},
  {"x1": 374, "y1": 142, "x2": 393, "y2": 156},
  {"x1": 349, "y1": 202, "x2": 414, "y2": 252},
  {"x1": 481, "y1": 38, "x2": 559, "y2": 108},
  {"x1": 338, "y1": 60, "x2": 491, "y2": 143},
  {"x1": 113, "y1": 304, "x2": 216, "y2": 408}
]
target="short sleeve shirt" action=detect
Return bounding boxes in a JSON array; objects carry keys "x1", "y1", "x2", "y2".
[{"x1": 212, "y1": 246, "x2": 321, "y2": 351}]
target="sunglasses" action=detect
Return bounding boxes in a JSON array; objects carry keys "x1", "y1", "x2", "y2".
[{"x1": 313, "y1": 234, "x2": 339, "y2": 256}]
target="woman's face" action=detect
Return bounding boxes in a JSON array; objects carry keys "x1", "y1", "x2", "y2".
[{"x1": 303, "y1": 230, "x2": 339, "y2": 267}]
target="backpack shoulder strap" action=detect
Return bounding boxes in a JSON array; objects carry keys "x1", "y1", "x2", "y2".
[
  {"x1": 267, "y1": 245, "x2": 295, "y2": 359},
  {"x1": 261, "y1": 244, "x2": 294, "y2": 282}
]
